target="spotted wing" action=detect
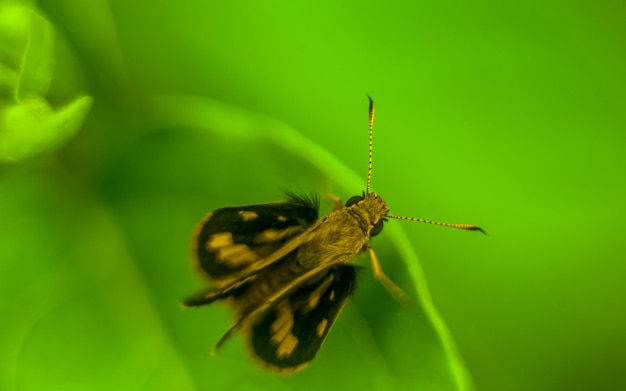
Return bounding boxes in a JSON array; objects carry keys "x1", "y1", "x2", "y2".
[
  {"x1": 247, "y1": 264, "x2": 359, "y2": 372},
  {"x1": 192, "y1": 193, "x2": 319, "y2": 284}
]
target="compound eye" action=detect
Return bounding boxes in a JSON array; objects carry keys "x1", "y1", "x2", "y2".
[
  {"x1": 345, "y1": 195, "x2": 363, "y2": 207},
  {"x1": 370, "y1": 220, "x2": 384, "y2": 236}
]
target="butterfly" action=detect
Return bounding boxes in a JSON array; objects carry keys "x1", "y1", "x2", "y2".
[{"x1": 182, "y1": 96, "x2": 484, "y2": 373}]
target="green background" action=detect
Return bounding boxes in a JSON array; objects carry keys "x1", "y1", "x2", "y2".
[{"x1": 2, "y1": 0, "x2": 625, "y2": 390}]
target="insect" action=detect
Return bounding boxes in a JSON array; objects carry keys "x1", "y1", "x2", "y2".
[{"x1": 183, "y1": 96, "x2": 484, "y2": 373}]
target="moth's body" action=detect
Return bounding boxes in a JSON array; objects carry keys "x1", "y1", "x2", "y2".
[
  {"x1": 239, "y1": 193, "x2": 388, "y2": 316},
  {"x1": 294, "y1": 192, "x2": 388, "y2": 268}
]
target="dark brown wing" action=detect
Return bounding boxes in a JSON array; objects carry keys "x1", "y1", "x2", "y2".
[
  {"x1": 191, "y1": 194, "x2": 319, "y2": 284},
  {"x1": 246, "y1": 264, "x2": 359, "y2": 372}
]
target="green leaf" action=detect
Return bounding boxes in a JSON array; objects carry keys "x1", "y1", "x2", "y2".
[
  {"x1": 0, "y1": 3, "x2": 92, "y2": 161},
  {"x1": 0, "y1": 95, "x2": 92, "y2": 161}
]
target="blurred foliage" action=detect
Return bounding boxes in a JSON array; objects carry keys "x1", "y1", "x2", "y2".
[
  {"x1": 0, "y1": 1, "x2": 91, "y2": 161},
  {"x1": 2, "y1": 0, "x2": 625, "y2": 390}
]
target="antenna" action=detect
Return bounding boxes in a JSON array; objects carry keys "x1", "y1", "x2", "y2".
[
  {"x1": 366, "y1": 94, "x2": 375, "y2": 194},
  {"x1": 364, "y1": 95, "x2": 485, "y2": 234},
  {"x1": 387, "y1": 214, "x2": 485, "y2": 234}
]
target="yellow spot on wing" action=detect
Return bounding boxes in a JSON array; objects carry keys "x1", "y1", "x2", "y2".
[
  {"x1": 303, "y1": 274, "x2": 334, "y2": 312},
  {"x1": 277, "y1": 215, "x2": 287, "y2": 222},
  {"x1": 216, "y1": 244, "x2": 259, "y2": 266},
  {"x1": 254, "y1": 226, "x2": 303, "y2": 244},
  {"x1": 238, "y1": 210, "x2": 259, "y2": 221},
  {"x1": 316, "y1": 319, "x2": 328, "y2": 337},
  {"x1": 307, "y1": 293, "x2": 322, "y2": 312},
  {"x1": 271, "y1": 302, "x2": 294, "y2": 339},
  {"x1": 206, "y1": 232, "x2": 233, "y2": 250},
  {"x1": 276, "y1": 334, "x2": 299, "y2": 358},
  {"x1": 207, "y1": 233, "x2": 259, "y2": 266},
  {"x1": 270, "y1": 301, "x2": 299, "y2": 358}
]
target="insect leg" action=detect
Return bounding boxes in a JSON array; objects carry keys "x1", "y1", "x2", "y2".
[
  {"x1": 325, "y1": 194, "x2": 343, "y2": 210},
  {"x1": 366, "y1": 246, "x2": 413, "y2": 308}
]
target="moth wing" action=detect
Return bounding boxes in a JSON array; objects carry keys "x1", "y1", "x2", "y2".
[
  {"x1": 247, "y1": 264, "x2": 359, "y2": 372},
  {"x1": 181, "y1": 274, "x2": 254, "y2": 308},
  {"x1": 192, "y1": 194, "x2": 319, "y2": 285}
]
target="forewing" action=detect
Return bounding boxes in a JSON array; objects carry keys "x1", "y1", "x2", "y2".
[
  {"x1": 247, "y1": 264, "x2": 359, "y2": 372},
  {"x1": 192, "y1": 197, "x2": 319, "y2": 284}
]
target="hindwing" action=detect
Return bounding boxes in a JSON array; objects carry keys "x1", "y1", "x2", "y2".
[{"x1": 246, "y1": 264, "x2": 359, "y2": 372}]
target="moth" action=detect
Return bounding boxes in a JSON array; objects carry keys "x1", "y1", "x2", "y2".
[{"x1": 183, "y1": 96, "x2": 484, "y2": 373}]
